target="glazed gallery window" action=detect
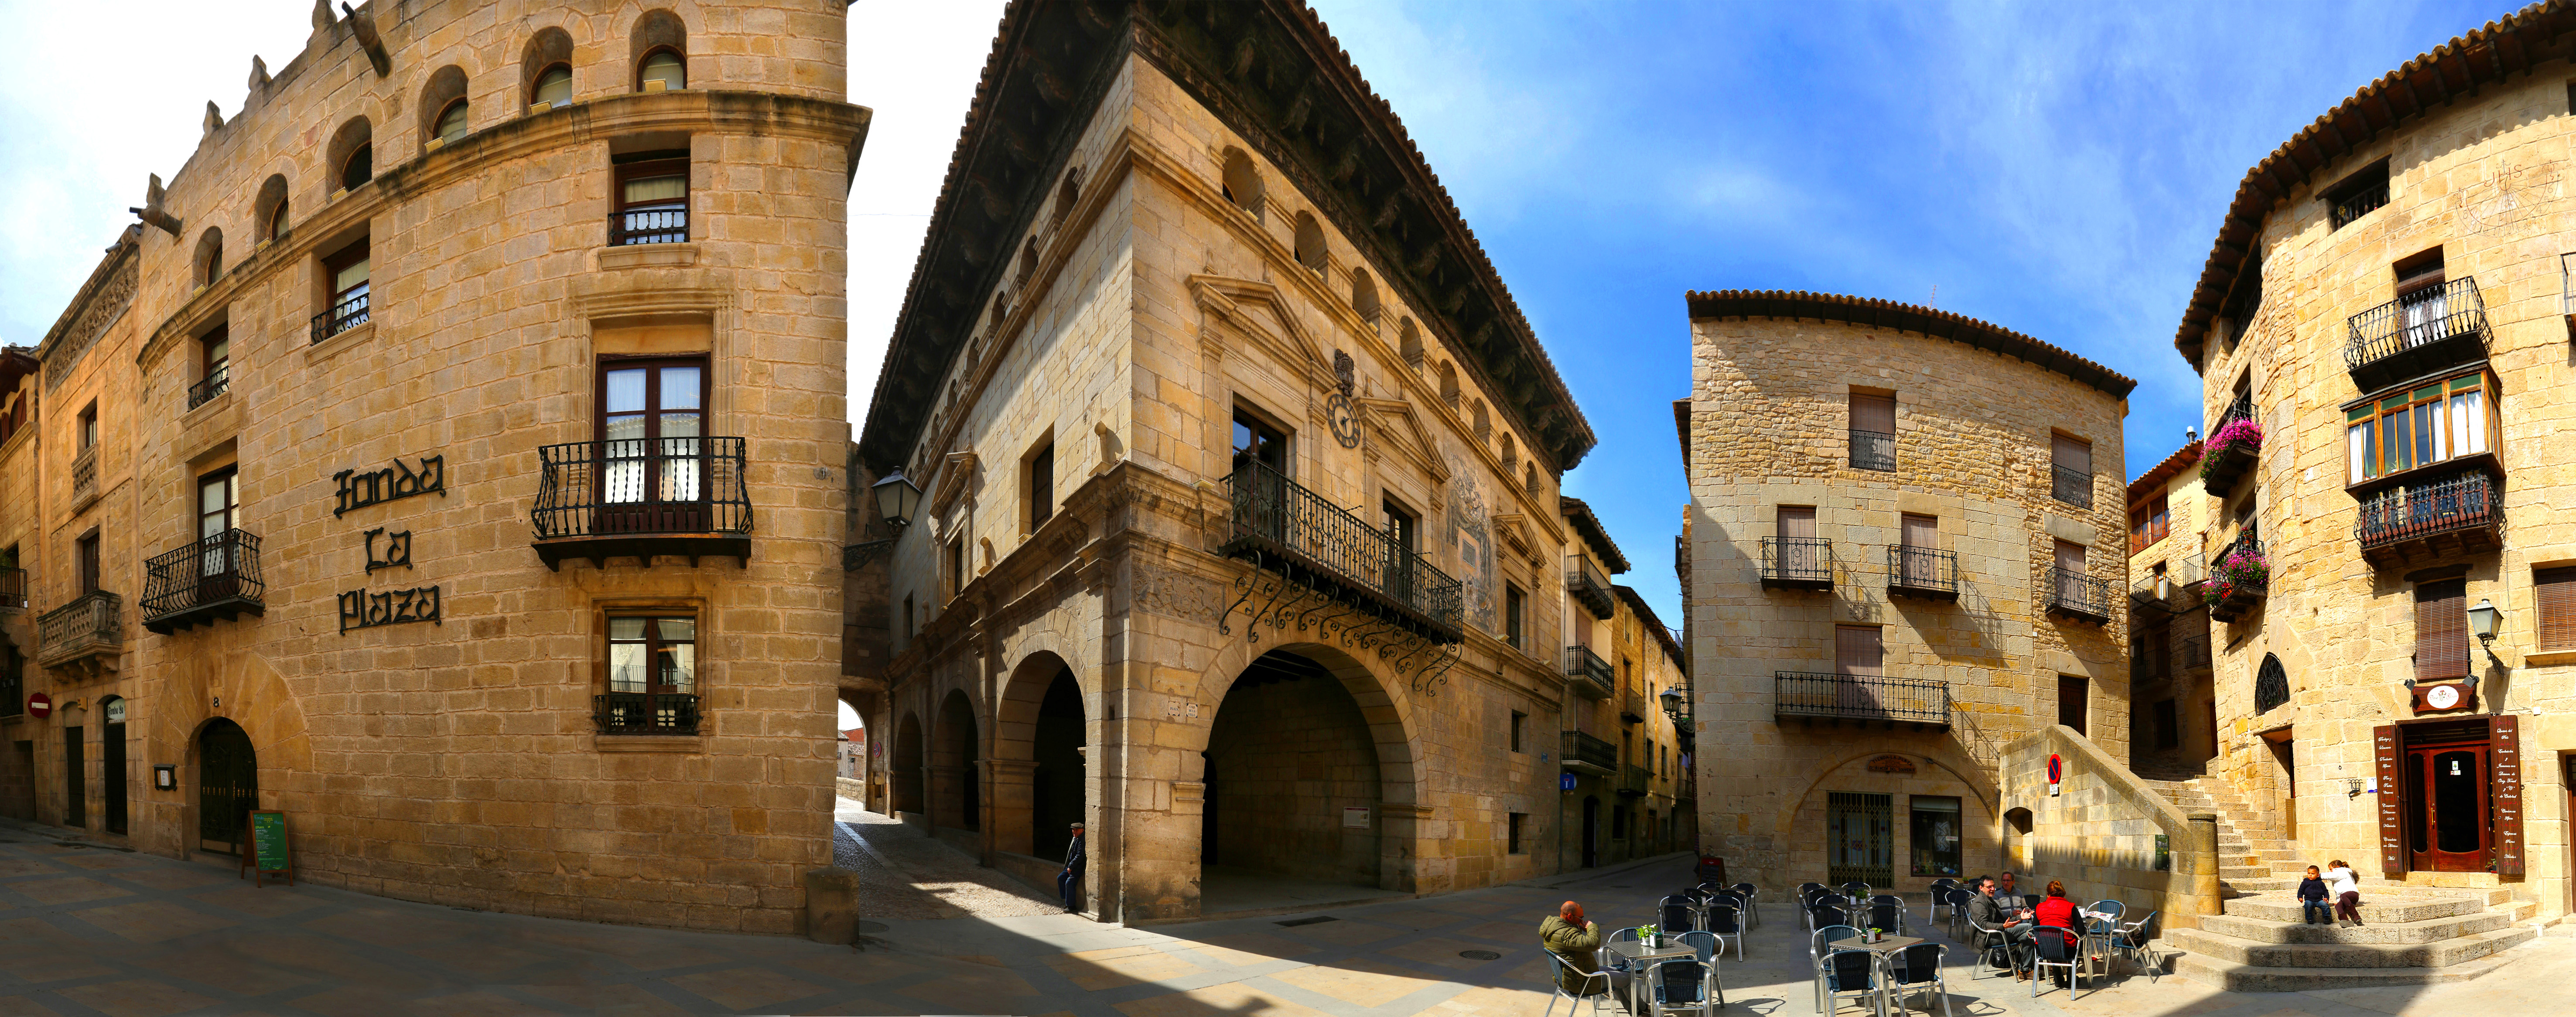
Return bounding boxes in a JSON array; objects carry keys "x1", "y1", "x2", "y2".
[
  {"x1": 639, "y1": 49, "x2": 686, "y2": 92},
  {"x1": 2347, "y1": 371, "x2": 2491, "y2": 484},
  {"x1": 1908, "y1": 795, "x2": 1962, "y2": 877},
  {"x1": 612, "y1": 153, "x2": 689, "y2": 246},
  {"x1": 433, "y1": 100, "x2": 469, "y2": 145},
  {"x1": 2129, "y1": 495, "x2": 2168, "y2": 553},
  {"x1": 599, "y1": 357, "x2": 707, "y2": 507},
  {"x1": 340, "y1": 143, "x2": 372, "y2": 191}
]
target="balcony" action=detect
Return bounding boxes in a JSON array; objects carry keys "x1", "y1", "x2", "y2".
[
  {"x1": 1564, "y1": 644, "x2": 1614, "y2": 699},
  {"x1": 532, "y1": 437, "x2": 753, "y2": 570},
  {"x1": 2200, "y1": 392, "x2": 2258, "y2": 493},
  {"x1": 36, "y1": 590, "x2": 121, "y2": 678},
  {"x1": 594, "y1": 692, "x2": 701, "y2": 735},
  {"x1": 1567, "y1": 553, "x2": 1615, "y2": 619},
  {"x1": 1774, "y1": 672, "x2": 1951, "y2": 730},
  {"x1": 1220, "y1": 461, "x2": 1464, "y2": 642},
  {"x1": 2205, "y1": 535, "x2": 2269, "y2": 623},
  {"x1": 1760, "y1": 537, "x2": 1833, "y2": 591},
  {"x1": 187, "y1": 363, "x2": 231, "y2": 411},
  {"x1": 72, "y1": 446, "x2": 96, "y2": 505},
  {"x1": 2345, "y1": 278, "x2": 2491, "y2": 392},
  {"x1": 1560, "y1": 730, "x2": 1617, "y2": 775},
  {"x1": 609, "y1": 206, "x2": 689, "y2": 246},
  {"x1": 2179, "y1": 634, "x2": 2211, "y2": 673},
  {"x1": 2051, "y1": 465, "x2": 2093, "y2": 508},
  {"x1": 2045, "y1": 567, "x2": 2112, "y2": 625},
  {"x1": 2129, "y1": 551, "x2": 2203, "y2": 612},
  {"x1": 1886, "y1": 546, "x2": 1957, "y2": 601},
  {"x1": 310, "y1": 290, "x2": 369, "y2": 344},
  {"x1": 1849, "y1": 429, "x2": 1896, "y2": 472},
  {"x1": 1620, "y1": 689, "x2": 1647, "y2": 725},
  {"x1": 2355, "y1": 468, "x2": 2500, "y2": 569},
  {"x1": 140, "y1": 529, "x2": 267, "y2": 635},
  {"x1": 1616, "y1": 764, "x2": 1651, "y2": 798},
  {"x1": 0, "y1": 566, "x2": 24, "y2": 612}
]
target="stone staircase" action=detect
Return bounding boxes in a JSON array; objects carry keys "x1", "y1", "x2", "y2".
[{"x1": 2139, "y1": 775, "x2": 2539, "y2": 991}]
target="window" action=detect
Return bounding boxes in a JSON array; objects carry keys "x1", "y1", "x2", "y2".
[
  {"x1": 78, "y1": 401, "x2": 97, "y2": 450},
  {"x1": 2539, "y1": 567, "x2": 2576, "y2": 653},
  {"x1": 2345, "y1": 370, "x2": 2490, "y2": 484},
  {"x1": 532, "y1": 64, "x2": 573, "y2": 108},
  {"x1": 1834, "y1": 625, "x2": 1882, "y2": 677},
  {"x1": 902, "y1": 594, "x2": 914, "y2": 641},
  {"x1": 1384, "y1": 498, "x2": 1416, "y2": 553},
  {"x1": 78, "y1": 532, "x2": 101, "y2": 594},
  {"x1": 1509, "y1": 710, "x2": 1526, "y2": 752},
  {"x1": 1294, "y1": 212, "x2": 1326, "y2": 274},
  {"x1": 1848, "y1": 391, "x2": 1895, "y2": 471},
  {"x1": 1504, "y1": 582, "x2": 1525, "y2": 649},
  {"x1": 603, "y1": 616, "x2": 699, "y2": 734},
  {"x1": 1898, "y1": 512, "x2": 1938, "y2": 587},
  {"x1": 2057, "y1": 676, "x2": 2088, "y2": 734},
  {"x1": 200, "y1": 327, "x2": 230, "y2": 398},
  {"x1": 1025, "y1": 440, "x2": 1055, "y2": 532},
  {"x1": 598, "y1": 356, "x2": 706, "y2": 507},
  {"x1": 1472, "y1": 400, "x2": 1490, "y2": 443},
  {"x1": 1438, "y1": 361, "x2": 1459, "y2": 407},
  {"x1": 2129, "y1": 495, "x2": 2169, "y2": 553},
  {"x1": 198, "y1": 468, "x2": 238, "y2": 540},
  {"x1": 1219, "y1": 148, "x2": 1263, "y2": 218},
  {"x1": 2413, "y1": 578, "x2": 2468, "y2": 682},
  {"x1": 612, "y1": 152, "x2": 688, "y2": 246},
  {"x1": 196, "y1": 229, "x2": 222, "y2": 287},
  {"x1": 1611, "y1": 804, "x2": 1627, "y2": 839},
  {"x1": 1352, "y1": 270, "x2": 1380, "y2": 326},
  {"x1": 433, "y1": 100, "x2": 469, "y2": 144},
  {"x1": 1230, "y1": 407, "x2": 1288, "y2": 475},
  {"x1": 1399, "y1": 318, "x2": 1423, "y2": 371},
  {"x1": 639, "y1": 49, "x2": 686, "y2": 91},
  {"x1": 341, "y1": 143, "x2": 372, "y2": 191},
  {"x1": 946, "y1": 537, "x2": 966, "y2": 598},
  {"x1": 320, "y1": 238, "x2": 371, "y2": 340},
  {"x1": 2325, "y1": 158, "x2": 2390, "y2": 230},
  {"x1": 2152, "y1": 699, "x2": 2180, "y2": 750},
  {"x1": 1908, "y1": 796, "x2": 1962, "y2": 877},
  {"x1": 268, "y1": 196, "x2": 290, "y2": 242},
  {"x1": 1507, "y1": 812, "x2": 1527, "y2": 854},
  {"x1": 2052, "y1": 434, "x2": 2093, "y2": 507}
]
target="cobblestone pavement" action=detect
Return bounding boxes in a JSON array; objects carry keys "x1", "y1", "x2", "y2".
[
  {"x1": 3, "y1": 813, "x2": 2568, "y2": 1016},
  {"x1": 832, "y1": 799, "x2": 1060, "y2": 921}
]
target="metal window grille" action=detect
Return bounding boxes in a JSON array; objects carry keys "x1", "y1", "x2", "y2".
[
  {"x1": 1848, "y1": 429, "x2": 1896, "y2": 471},
  {"x1": 310, "y1": 289, "x2": 370, "y2": 343},
  {"x1": 2330, "y1": 177, "x2": 2388, "y2": 229},
  {"x1": 594, "y1": 692, "x2": 702, "y2": 734},
  {"x1": 2047, "y1": 567, "x2": 2111, "y2": 620},
  {"x1": 187, "y1": 363, "x2": 231, "y2": 410},
  {"x1": 1826, "y1": 792, "x2": 1895, "y2": 887},
  {"x1": 1762, "y1": 537, "x2": 1834, "y2": 585},
  {"x1": 2050, "y1": 464, "x2": 2093, "y2": 508},
  {"x1": 609, "y1": 206, "x2": 689, "y2": 246}
]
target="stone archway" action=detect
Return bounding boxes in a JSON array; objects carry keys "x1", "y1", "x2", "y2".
[
  {"x1": 992, "y1": 650, "x2": 1086, "y2": 862},
  {"x1": 1192, "y1": 643, "x2": 1418, "y2": 907},
  {"x1": 933, "y1": 689, "x2": 980, "y2": 833},
  {"x1": 891, "y1": 712, "x2": 926, "y2": 816}
]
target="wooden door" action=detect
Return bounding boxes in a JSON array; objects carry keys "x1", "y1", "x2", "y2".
[
  {"x1": 2053, "y1": 539, "x2": 2086, "y2": 604},
  {"x1": 1777, "y1": 506, "x2": 1819, "y2": 576},
  {"x1": 2407, "y1": 743, "x2": 2490, "y2": 872},
  {"x1": 1835, "y1": 625, "x2": 1882, "y2": 713},
  {"x1": 195, "y1": 469, "x2": 239, "y2": 604},
  {"x1": 597, "y1": 358, "x2": 708, "y2": 533},
  {"x1": 1900, "y1": 513, "x2": 1937, "y2": 585}
]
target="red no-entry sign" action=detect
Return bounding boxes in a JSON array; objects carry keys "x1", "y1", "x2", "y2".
[
  {"x1": 2046, "y1": 754, "x2": 2063, "y2": 784},
  {"x1": 25, "y1": 693, "x2": 50, "y2": 719}
]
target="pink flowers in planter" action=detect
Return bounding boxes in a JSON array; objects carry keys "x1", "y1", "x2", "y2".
[
  {"x1": 2198, "y1": 418, "x2": 2264, "y2": 482},
  {"x1": 2204, "y1": 543, "x2": 2270, "y2": 604}
]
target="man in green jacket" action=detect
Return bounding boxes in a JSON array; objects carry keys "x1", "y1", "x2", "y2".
[{"x1": 1539, "y1": 900, "x2": 1607, "y2": 997}]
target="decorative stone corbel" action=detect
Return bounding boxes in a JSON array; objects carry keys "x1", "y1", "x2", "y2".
[
  {"x1": 131, "y1": 174, "x2": 181, "y2": 237},
  {"x1": 340, "y1": 4, "x2": 393, "y2": 77}
]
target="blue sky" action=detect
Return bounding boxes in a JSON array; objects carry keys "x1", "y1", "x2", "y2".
[{"x1": 0, "y1": 0, "x2": 2528, "y2": 637}]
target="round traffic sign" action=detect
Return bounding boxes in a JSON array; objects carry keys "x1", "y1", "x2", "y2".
[
  {"x1": 2046, "y1": 754, "x2": 2063, "y2": 784},
  {"x1": 25, "y1": 693, "x2": 49, "y2": 719}
]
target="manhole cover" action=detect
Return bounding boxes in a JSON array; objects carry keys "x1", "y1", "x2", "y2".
[
  {"x1": 856, "y1": 921, "x2": 890, "y2": 933},
  {"x1": 1276, "y1": 915, "x2": 1338, "y2": 927},
  {"x1": 1459, "y1": 949, "x2": 1503, "y2": 961}
]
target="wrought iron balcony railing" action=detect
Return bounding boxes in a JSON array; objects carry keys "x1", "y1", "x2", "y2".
[
  {"x1": 1617, "y1": 764, "x2": 1651, "y2": 797},
  {"x1": 1567, "y1": 553, "x2": 1616, "y2": 619},
  {"x1": 2045, "y1": 567, "x2": 2112, "y2": 625},
  {"x1": 1560, "y1": 730, "x2": 1618, "y2": 774},
  {"x1": 2178, "y1": 634, "x2": 2211, "y2": 672},
  {"x1": 1564, "y1": 644, "x2": 1613, "y2": 699},
  {"x1": 1849, "y1": 429, "x2": 1896, "y2": 472},
  {"x1": 1620, "y1": 689, "x2": 1647, "y2": 725},
  {"x1": 0, "y1": 659, "x2": 17, "y2": 717},
  {"x1": 72, "y1": 446, "x2": 96, "y2": 504},
  {"x1": 187, "y1": 363, "x2": 230, "y2": 410},
  {"x1": 37, "y1": 590, "x2": 120, "y2": 675},
  {"x1": 532, "y1": 437, "x2": 753, "y2": 569},
  {"x1": 2345, "y1": 277, "x2": 2490, "y2": 392},
  {"x1": 1761, "y1": 537, "x2": 1833, "y2": 590},
  {"x1": 2051, "y1": 464, "x2": 2092, "y2": 508},
  {"x1": 594, "y1": 692, "x2": 701, "y2": 735},
  {"x1": 609, "y1": 206, "x2": 688, "y2": 246},
  {"x1": 2129, "y1": 550, "x2": 2204, "y2": 610},
  {"x1": 140, "y1": 529, "x2": 267, "y2": 634},
  {"x1": 311, "y1": 290, "x2": 370, "y2": 344},
  {"x1": 2206, "y1": 534, "x2": 2269, "y2": 622},
  {"x1": 2355, "y1": 468, "x2": 2500, "y2": 567},
  {"x1": 1774, "y1": 671, "x2": 1951, "y2": 729},
  {"x1": 0, "y1": 566, "x2": 24, "y2": 612},
  {"x1": 2331, "y1": 176, "x2": 2388, "y2": 229},
  {"x1": 2201, "y1": 391, "x2": 2260, "y2": 493},
  {"x1": 1886, "y1": 546, "x2": 1957, "y2": 600},
  {"x1": 2208, "y1": 391, "x2": 2254, "y2": 436},
  {"x1": 1221, "y1": 460, "x2": 1464, "y2": 641}
]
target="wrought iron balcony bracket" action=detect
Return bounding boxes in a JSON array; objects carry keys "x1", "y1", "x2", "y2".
[{"x1": 842, "y1": 538, "x2": 896, "y2": 572}]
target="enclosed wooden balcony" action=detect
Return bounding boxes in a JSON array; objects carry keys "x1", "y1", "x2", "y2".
[
  {"x1": 140, "y1": 529, "x2": 267, "y2": 635},
  {"x1": 532, "y1": 437, "x2": 753, "y2": 569}
]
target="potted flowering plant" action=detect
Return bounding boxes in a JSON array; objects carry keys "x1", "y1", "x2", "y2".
[
  {"x1": 2214, "y1": 543, "x2": 2270, "y2": 593},
  {"x1": 1638, "y1": 923, "x2": 1660, "y2": 949},
  {"x1": 2199, "y1": 417, "x2": 2264, "y2": 481}
]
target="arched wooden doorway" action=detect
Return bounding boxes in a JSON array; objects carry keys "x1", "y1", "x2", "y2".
[{"x1": 198, "y1": 719, "x2": 257, "y2": 853}]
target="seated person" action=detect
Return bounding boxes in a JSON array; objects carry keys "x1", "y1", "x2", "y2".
[
  {"x1": 1963, "y1": 875, "x2": 2035, "y2": 976},
  {"x1": 2032, "y1": 880, "x2": 2081, "y2": 986},
  {"x1": 2296, "y1": 866, "x2": 2332, "y2": 925},
  {"x1": 1540, "y1": 900, "x2": 1607, "y2": 997}
]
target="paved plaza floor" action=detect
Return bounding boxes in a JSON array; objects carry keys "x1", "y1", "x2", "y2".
[{"x1": 1, "y1": 810, "x2": 2569, "y2": 1016}]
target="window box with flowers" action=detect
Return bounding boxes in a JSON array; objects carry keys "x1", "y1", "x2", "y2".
[
  {"x1": 2199, "y1": 415, "x2": 2262, "y2": 494},
  {"x1": 2204, "y1": 536, "x2": 2269, "y2": 622}
]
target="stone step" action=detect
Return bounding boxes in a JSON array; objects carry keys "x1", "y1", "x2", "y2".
[
  {"x1": 2173, "y1": 939, "x2": 2534, "y2": 992},
  {"x1": 2199, "y1": 909, "x2": 2508, "y2": 945},
  {"x1": 2221, "y1": 865, "x2": 2273, "y2": 881},
  {"x1": 2165, "y1": 924, "x2": 2534, "y2": 970},
  {"x1": 2223, "y1": 894, "x2": 2484, "y2": 925},
  {"x1": 2227, "y1": 879, "x2": 2517, "y2": 906}
]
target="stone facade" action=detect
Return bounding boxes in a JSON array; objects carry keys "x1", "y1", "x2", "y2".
[
  {"x1": 846, "y1": 3, "x2": 1611, "y2": 922},
  {"x1": 0, "y1": 1, "x2": 868, "y2": 934},
  {"x1": 2126, "y1": 440, "x2": 2219, "y2": 776},
  {"x1": 1684, "y1": 293, "x2": 2134, "y2": 894},
  {"x1": 2164, "y1": 14, "x2": 2576, "y2": 919},
  {"x1": 1554, "y1": 503, "x2": 1696, "y2": 870}
]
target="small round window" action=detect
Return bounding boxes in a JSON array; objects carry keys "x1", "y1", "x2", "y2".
[
  {"x1": 532, "y1": 65, "x2": 573, "y2": 108},
  {"x1": 433, "y1": 100, "x2": 469, "y2": 144},
  {"x1": 640, "y1": 51, "x2": 685, "y2": 92}
]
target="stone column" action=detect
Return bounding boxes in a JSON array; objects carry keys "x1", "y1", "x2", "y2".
[
  {"x1": 987, "y1": 758, "x2": 1037, "y2": 858},
  {"x1": 2182, "y1": 811, "x2": 2221, "y2": 929}
]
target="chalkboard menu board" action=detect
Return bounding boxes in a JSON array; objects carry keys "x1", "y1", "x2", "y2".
[{"x1": 241, "y1": 810, "x2": 294, "y2": 887}]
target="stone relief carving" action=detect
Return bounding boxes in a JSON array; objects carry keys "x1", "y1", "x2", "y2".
[
  {"x1": 1445, "y1": 452, "x2": 1496, "y2": 635},
  {"x1": 45, "y1": 252, "x2": 137, "y2": 392},
  {"x1": 1134, "y1": 565, "x2": 1226, "y2": 625}
]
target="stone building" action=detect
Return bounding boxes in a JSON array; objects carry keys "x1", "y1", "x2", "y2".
[
  {"x1": 845, "y1": 0, "x2": 1604, "y2": 922},
  {"x1": 1555, "y1": 498, "x2": 1695, "y2": 869},
  {"x1": 0, "y1": 1, "x2": 868, "y2": 934},
  {"x1": 2125, "y1": 439, "x2": 2219, "y2": 778},
  {"x1": 2152, "y1": 4, "x2": 2576, "y2": 968},
  {"x1": 1681, "y1": 290, "x2": 2133, "y2": 894}
]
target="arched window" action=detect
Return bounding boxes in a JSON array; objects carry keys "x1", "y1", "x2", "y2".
[
  {"x1": 342, "y1": 145, "x2": 372, "y2": 190},
  {"x1": 1524, "y1": 463, "x2": 1540, "y2": 497},
  {"x1": 1293, "y1": 212, "x2": 1326, "y2": 274},
  {"x1": 1399, "y1": 318, "x2": 1423, "y2": 371},
  {"x1": 327, "y1": 117, "x2": 373, "y2": 193},
  {"x1": 532, "y1": 65, "x2": 573, "y2": 108},
  {"x1": 1500, "y1": 433, "x2": 1517, "y2": 471},
  {"x1": 1049, "y1": 165, "x2": 1083, "y2": 231},
  {"x1": 194, "y1": 228, "x2": 223, "y2": 288},
  {"x1": 524, "y1": 26, "x2": 575, "y2": 109},
  {"x1": 1017, "y1": 236, "x2": 1040, "y2": 289},
  {"x1": 2255, "y1": 654, "x2": 2289, "y2": 713},
  {"x1": 1220, "y1": 147, "x2": 1263, "y2": 218},
  {"x1": 1438, "y1": 360, "x2": 1459, "y2": 408},
  {"x1": 433, "y1": 100, "x2": 469, "y2": 144},
  {"x1": 1352, "y1": 270, "x2": 1380, "y2": 327},
  {"x1": 420, "y1": 65, "x2": 470, "y2": 147},
  {"x1": 632, "y1": 10, "x2": 689, "y2": 92},
  {"x1": 1472, "y1": 400, "x2": 1490, "y2": 443},
  {"x1": 266, "y1": 198, "x2": 289, "y2": 242},
  {"x1": 253, "y1": 172, "x2": 289, "y2": 244},
  {"x1": 639, "y1": 50, "x2": 686, "y2": 91}
]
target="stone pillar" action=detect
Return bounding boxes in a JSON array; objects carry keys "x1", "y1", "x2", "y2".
[
  {"x1": 988, "y1": 758, "x2": 1037, "y2": 857},
  {"x1": 2182, "y1": 812, "x2": 2222, "y2": 930},
  {"x1": 804, "y1": 867, "x2": 861, "y2": 943}
]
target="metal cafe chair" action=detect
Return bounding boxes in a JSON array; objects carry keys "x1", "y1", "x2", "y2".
[
  {"x1": 1818, "y1": 947, "x2": 1889, "y2": 1017},
  {"x1": 1660, "y1": 895, "x2": 1701, "y2": 935},
  {"x1": 1543, "y1": 951, "x2": 1615, "y2": 1017},
  {"x1": 1733, "y1": 882, "x2": 1762, "y2": 927},
  {"x1": 1808, "y1": 925, "x2": 1859, "y2": 1012},
  {"x1": 1602, "y1": 926, "x2": 1644, "y2": 1001},
  {"x1": 1962, "y1": 914, "x2": 2021, "y2": 980},
  {"x1": 1924, "y1": 879, "x2": 1958, "y2": 925},
  {"x1": 1887, "y1": 942, "x2": 1955, "y2": 1017},
  {"x1": 1702, "y1": 904, "x2": 1745, "y2": 960},
  {"x1": 2112, "y1": 910, "x2": 2164, "y2": 981},
  {"x1": 2029, "y1": 925, "x2": 2087, "y2": 998},
  {"x1": 1865, "y1": 895, "x2": 1908, "y2": 937},
  {"x1": 1646, "y1": 956, "x2": 1720, "y2": 1017},
  {"x1": 1678, "y1": 928, "x2": 1719, "y2": 963}
]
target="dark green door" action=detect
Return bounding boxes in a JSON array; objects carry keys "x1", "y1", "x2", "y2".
[
  {"x1": 198, "y1": 720, "x2": 257, "y2": 853},
  {"x1": 63, "y1": 727, "x2": 85, "y2": 829},
  {"x1": 102, "y1": 711, "x2": 126, "y2": 835}
]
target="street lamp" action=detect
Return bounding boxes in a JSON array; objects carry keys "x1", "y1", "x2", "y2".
[
  {"x1": 2467, "y1": 598, "x2": 2503, "y2": 667},
  {"x1": 843, "y1": 470, "x2": 923, "y2": 571},
  {"x1": 1659, "y1": 686, "x2": 1685, "y2": 721}
]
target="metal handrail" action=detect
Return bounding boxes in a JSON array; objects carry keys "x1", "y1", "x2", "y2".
[
  {"x1": 1566, "y1": 553, "x2": 1615, "y2": 618},
  {"x1": 311, "y1": 290, "x2": 370, "y2": 343},
  {"x1": 1560, "y1": 730, "x2": 1617, "y2": 771},
  {"x1": 2047, "y1": 566, "x2": 2112, "y2": 619},
  {"x1": 1886, "y1": 546, "x2": 1956, "y2": 595},
  {"x1": 187, "y1": 363, "x2": 231, "y2": 410},
  {"x1": 532, "y1": 437, "x2": 753, "y2": 539},
  {"x1": 1564, "y1": 644, "x2": 1614, "y2": 695},
  {"x1": 1774, "y1": 671, "x2": 1951, "y2": 726},
  {"x1": 2344, "y1": 277, "x2": 2488, "y2": 380},
  {"x1": 2051, "y1": 464, "x2": 2092, "y2": 508},
  {"x1": 1223, "y1": 460, "x2": 1463, "y2": 638},
  {"x1": 38, "y1": 590, "x2": 120, "y2": 659},
  {"x1": 594, "y1": 692, "x2": 701, "y2": 735},
  {"x1": 2355, "y1": 470, "x2": 2496, "y2": 551},
  {"x1": 1761, "y1": 537, "x2": 1833, "y2": 584},
  {"x1": 609, "y1": 206, "x2": 688, "y2": 246},
  {"x1": 0, "y1": 567, "x2": 24, "y2": 611},
  {"x1": 140, "y1": 529, "x2": 266, "y2": 624},
  {"x1": 1849, "y1": 429, "x2": 1895, "y2": 471}
]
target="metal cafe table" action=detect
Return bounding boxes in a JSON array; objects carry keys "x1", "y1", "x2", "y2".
[
  {"x1": 1603, "y1": 937, "x2": 1721, "y2": 1014},
  {"x1": 1824, "y1": 935, "x2": 1921, "y2": 1013}
]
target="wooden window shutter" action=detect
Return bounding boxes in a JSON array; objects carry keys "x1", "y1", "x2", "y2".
[
  {"x1": 2053, "y1": 539, "x2": 2085, "y2": 573},
  {"x1": 2536, "y1": 567, "x2": 2576, "y2": 652},
  {"x1": 1901, "y1": 513, "x2": 1936, "y2": 549},
  {"x1": 2373, "y1": 725, "x2": 2405, "y2": 878},
  {"x1": 2413, "y1": 579, "x2": 2468, "y2": 682},
  {"x1": 1777, "y1": 505, "x2": 1816, "y2": 539},
  {"x1": 1835, "y1": 625, "x2": 1882, "y2": 677},
  {"x1": 1849, "y1": 393, "x2": 1895, "y2": 433},
  {"x1": 2053, "y1": 434, "x2": 2091, "y2": 473},
  {"x1": 2492, "y1": 715, "x2": 2524, "y2": 875}
]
